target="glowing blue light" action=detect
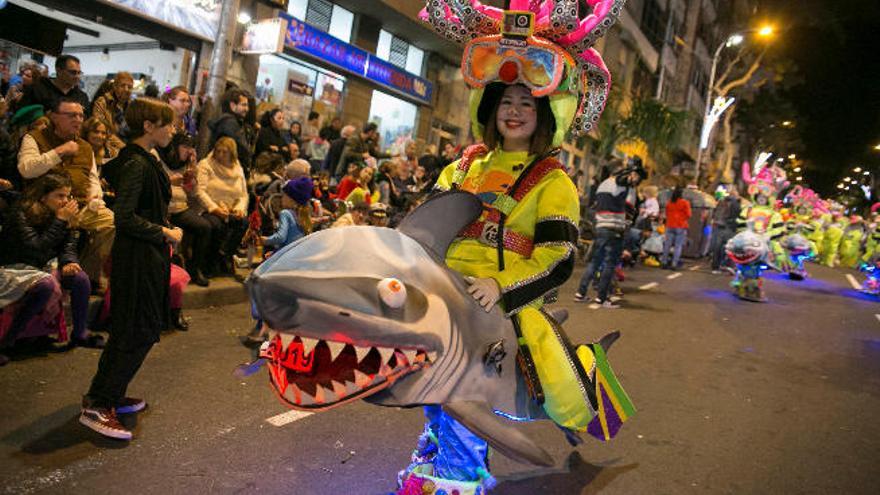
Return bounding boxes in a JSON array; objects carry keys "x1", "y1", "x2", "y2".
[{"x1": 493, "y1": 410, "x2": 531, "y2": 422}]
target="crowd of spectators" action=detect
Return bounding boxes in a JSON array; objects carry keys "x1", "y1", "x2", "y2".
[{"x1": 0, "y1": 54, "x2": 462, "y2": 366}]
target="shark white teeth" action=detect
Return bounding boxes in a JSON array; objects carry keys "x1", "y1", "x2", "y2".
[
  {"x1": 301, "y1": 336, "x2": 319, "y2": 356},
  {"x1": 354, "y1": 346, "x2": 371, "y2": 363},
  {"x1": 353, "y1": 369, "x2": 372, "y2": 387},
  {"x1": 394, "y1": 350, "x2": 410, "y2": 367},
  {"x1": 344, "y1": 381, "x2": 360, "y2": 395},
  {"x1": 327, "y1": 341, "x2": 346, "y2": 362},
  {"x1": 427, "y1": 351, "x2": 437, "y2": 363},
  {"x1": 331, "y1": 380, "x2": 347, "y2": 398},
  {"x1": 377, "y1": 347, "x2": 395, "y2": 365},
  {"x1": 402, "y1": 349, "x2": 418, "y2": 366},
  {"x1": 299, "y1": 391, "x2": 315, "y2": 406},
  {"x1": 279, "y1": 333, "x2": 296, "y2": 349},
  {"x1": 379, "y1": 363, "x2": 393, "y2": 377}
]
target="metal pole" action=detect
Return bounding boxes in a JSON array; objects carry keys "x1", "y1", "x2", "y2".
[
  {"x1": 693, "y1": 41, "x2": 725, "y2": 186},
  {"x1": 199, "y1": 0, "x2": 241, "y2": 153}
]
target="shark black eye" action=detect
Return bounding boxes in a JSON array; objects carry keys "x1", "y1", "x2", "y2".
[{"x1": 377, "y1": 278, "x2": 407, "y2": 308}]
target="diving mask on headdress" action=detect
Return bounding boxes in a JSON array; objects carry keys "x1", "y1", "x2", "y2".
[{"x1": 463, "y1": 34, "x2": 574, "y2": 97}]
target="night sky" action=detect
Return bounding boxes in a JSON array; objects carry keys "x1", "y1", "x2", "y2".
[{"x1": 759, "y1": 0, "x2": 880, "y2": 195}]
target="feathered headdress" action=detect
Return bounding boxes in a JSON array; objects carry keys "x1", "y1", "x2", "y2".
[
  {"x1": 742, "y1": 160, "x2": 789, "y2": 201},
  {"x1": 420, "y1": 1, "x2": 624, "y2": 143}
]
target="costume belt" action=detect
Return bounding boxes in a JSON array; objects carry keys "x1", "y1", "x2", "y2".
[{"x1": 458, "y1": 221, "x2": 534, "y2": 257}]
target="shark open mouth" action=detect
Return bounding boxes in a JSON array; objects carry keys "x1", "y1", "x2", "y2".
[
  {"x1": 728, "y1": 251, "x2": 761, "y2": 265},
  {"x1": 260, "y1": 330, "x2": 436, "y2": 411}
]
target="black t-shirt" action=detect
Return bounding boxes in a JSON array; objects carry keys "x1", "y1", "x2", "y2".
[{"x1": 15, "y1": 78, "x2": 90, "y2": 115}]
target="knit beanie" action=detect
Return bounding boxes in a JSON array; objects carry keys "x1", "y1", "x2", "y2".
[{"x1": 282, "y1": 176, "x2": 313, "y2": 206}]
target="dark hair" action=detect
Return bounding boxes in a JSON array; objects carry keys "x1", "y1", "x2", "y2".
[
  {"x1": 482, "y1": 84, "x2": 555, "y2": 155},
  {"x1": 21, "y1": 172, "x2": 73, "y2": 226},
  {"x1": 144, "y1": 84, "x2": 160, "y2": 98},
  {"x1": 125, "y1": 98, "x2": 174, "y2": 139},
  {"x1": 308, "y1": 111, "x2": 320, "y2": 121},
  {"x1": 92, "y1": 79, "x2": 115, "y2": 102},
  {"x1": 54, "y1": 54, "x2": 80, "y2": 72},
  {"x1": 254, "y1": 151, "x2": 285, "y2": 175},
  {"x1": 671, "y1": 186, "x2": 684, "y2": 202},
  {"x1": 222, "y1": 88, "x2": 248, "y2": 113},
  {"x1": 260, "y1": 108, "x2": 283, "y2": 128},
  {"x1": 362, "y1": 122, "x2": 378, "y2": 134}
]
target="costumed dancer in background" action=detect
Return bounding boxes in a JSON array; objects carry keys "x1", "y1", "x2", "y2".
[
  {"x1": 402, "y1": 1, "x2": 630, "y2": 492},
  {"x1": 819, "y1": 203, "x2": 846, "y2": 267},
  {"x1": 859, "y1": 204, "x2": 880, "y2": 295},
  {"x1": 780, "y1": 185, "x2": 821, "y2": 279},
  {"x1": 728, "y1": 160, "x2": 787, "y2": 301},
  {"x1": 839, "y1": 215, "x2": 867, "y2": 269}
]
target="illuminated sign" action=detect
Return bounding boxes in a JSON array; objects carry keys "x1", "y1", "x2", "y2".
[
  {"x1": 241, "y1": 18, "x2": 288, "y2": 54},
  {"x1": 280, "y1": 13, "x2": 432, "y2": 106}
]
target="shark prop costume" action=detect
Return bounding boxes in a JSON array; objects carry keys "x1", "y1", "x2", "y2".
[{"x1": 245, "y1": 1, "x2": 633, "y2": 493}]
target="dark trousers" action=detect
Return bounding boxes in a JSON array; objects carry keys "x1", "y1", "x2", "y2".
[
  {"x1": 711, "y1": 227, "x2": 736, "y2": 270},
  {"x1": 203, "y1": 213, "x2": 248, "y2": 265},
  {"x1": 578, "y1": 227, "x2": 624, "y2": 302},
  {"x1": 85, "y1": 335, "x2": 154, "y2": 409},
  {"x1": 170, "y1": 209, "x2": 212, "y2": 273},
  {"x1": 61, "y1": 271, "x2": 91, "y2": 340}
]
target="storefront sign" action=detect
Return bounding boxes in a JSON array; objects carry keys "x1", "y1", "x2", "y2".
[
  {"x1": 101, "y1": 0, "x2": 221, "y2": 40},
  {"x1": 241, "y1": 18, "x2": 288, "y2": 54},
  {"x1": 281, "y1": 13, "x2": 433, "y2": 106},
  {"x1": 287, "y1": 79, "x2": 313, "y2": 96},
  {"x1": 365, "y1": 57, "x2": 432, "y2": 106}
]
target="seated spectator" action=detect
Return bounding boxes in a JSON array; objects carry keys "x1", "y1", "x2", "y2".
[
  {"x1": 159, "y1": 133, "x2": 211, "y2": 287},
  {"x1": 255, "y1": 108, "x2": 291, "y2": 162},
  {"x1": 0, "y1": 173, "x2": 105, "y2": 351},
  {"x1": 261, "y1": 177, "x2": 313, "y2": 252},
  {"x1": 412, "y1": 165, "x2": 431, "y2": 194},
  {"x1": 343, "y1": 165, "x2": 375, "y2": 206},
  {"x1": 81, "y1": 117, "x2": 117, "y2": 167},
  {"x1": 196, "y1": 137, "x2": 249, "y2": 277},
  {"x1": 392, "y1": 158, "x2": 415, "y2": 196},
  {"x1": 18, "y1": 97, "x2": 114, "y2": 291},
  {"x1": 335, "y1": 162, "x2": 362, "y2": 201},
  {"x1": 0, "y1": 268, "x2": 61, "y2": 366},
  {"x1": 90, "y1": 72, "x2": 134, "y2": 156},
  {"x1": 250, "y1": 151, "x2": 286, "y2": 197},
  {"x1": 367, "y1": 203, "x2": 389, "y2": 227},
  {"x1": 331, "y1": 196, "x2": 369, "y2": 228},
  {"x1": 14, "y1": 54, "x2": 89, "y2": 114},
  {"x1": 375, "y1": 160, "x2": 399, "y2": 207},
  {"x1": 340, "y1": 123, "x2": 388, "y2": 177},
  {"x1": 302, "y1": 111, "x2": 321, "y2": 151},
  {"x1": 162, "y1": 86, "x2": 197, "y2": 138},
  {"x1": 5, "y1": 105, "x2": 47, "y2": 190}
]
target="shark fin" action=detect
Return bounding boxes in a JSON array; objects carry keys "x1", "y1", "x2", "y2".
[
  {"x1": 397, "y1": 191, "x2": 483, "y2": 259},
  {"x1": 597, "y1": 331, "x2": 620, "y2": 353},
  {"x1": 444, "y1": 400, "x2": 554, "y2": 467}
]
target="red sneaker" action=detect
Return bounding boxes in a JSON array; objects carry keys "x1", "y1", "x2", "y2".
[{"x1": 79, "y1": 406, "x2": 132, "y2": 440}]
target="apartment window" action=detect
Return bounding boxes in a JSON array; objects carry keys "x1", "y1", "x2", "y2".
[
  {"x1": 690, "y1": 65, "x2": 707, "y2": 96},
  {"x1": 376, "y1": 29, "x2": 425, "y2": 75},
  {"x1": 288, "y1": 0, "x2": 354, "y2": 43},
  {"x1": 641, "y1": 0, "x2": 666, "y2": 51}
]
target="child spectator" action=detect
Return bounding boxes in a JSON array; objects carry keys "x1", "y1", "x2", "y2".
[{"x1": 261, "y1": 177, "x2": 313, "y2": 252}]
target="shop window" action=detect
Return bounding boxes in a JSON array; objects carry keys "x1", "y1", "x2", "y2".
[
  {"x1": 369, "y1": 90, "x2": 418, "y2": 154},
  {"x1": 376, "y1": 29, "x2": 425, "y2": 76},
  {"x1": 289, "y1": 0, "x2": 353, "y2": 43}
]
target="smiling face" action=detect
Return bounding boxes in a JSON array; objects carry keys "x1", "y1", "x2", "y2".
[
  {"x1": 495, "y1": 84, "x2": 538, "y2": 152},
  {"x1": 86, "y1": 122, "x2": 108, "y2": 149}
]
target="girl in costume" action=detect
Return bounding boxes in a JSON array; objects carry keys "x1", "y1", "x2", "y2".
[
  {"x1": 839, "y1": 215, "x2": 867, "y2": 269},
  {"x1": 780, "y1": 186, "x2": 821, "y2": 279},
  {"x1": 398, "y1": 2, "x2": 631, "y2": 493},
  {"x1": 819, "y1": 203, "x2": 846, "y2": 267},
  {"x1": 729, "y1": 160, "x2": 787, "y2": 300}
]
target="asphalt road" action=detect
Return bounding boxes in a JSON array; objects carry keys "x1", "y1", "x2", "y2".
[{"x1": 1, "y1": 261, "x2": 878, "y2": 495}]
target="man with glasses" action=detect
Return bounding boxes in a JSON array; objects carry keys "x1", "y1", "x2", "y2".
[
  {"x1": 17, "y1": 98, "x2": 114, "y2": 291},
  {"x1": 14, "y1": 54, "x2": 90, "y2": 114}
]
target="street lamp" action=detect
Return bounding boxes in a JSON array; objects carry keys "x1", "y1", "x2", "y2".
[
  {"x1": 854, "y1": 167, "x2": 862, "y2": 173},
  {"x1": 793, "y1": 167, "x2": 801, "y2": 172},
  {"x1": 788, "y1": 154, "x2": 796, "y2": 159},
  {"x1": 695, "y1": 27, "x2": 774, "y2": 184},
  {"x1": 237, "y1": 11, "x2": 252, "y2": 24}
]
